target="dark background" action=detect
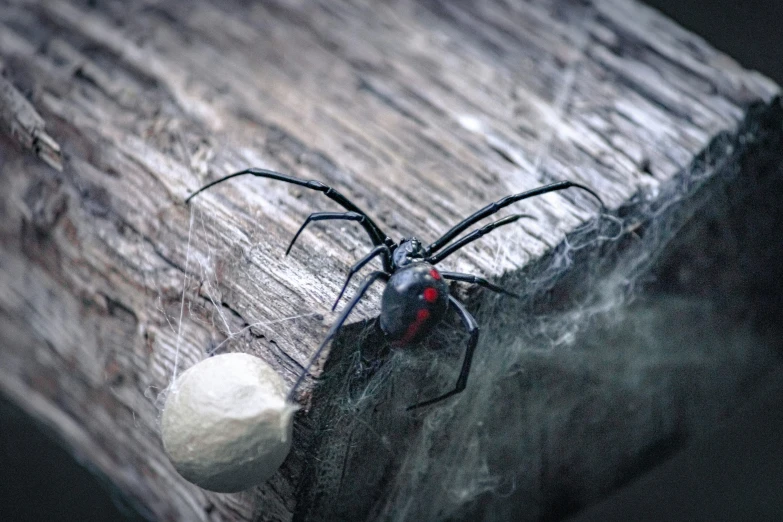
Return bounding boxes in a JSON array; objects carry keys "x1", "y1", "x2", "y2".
[
  {"x1": 1, "y1": 1, "x2": 781, "y2": 520},
  {"x1": 569, "y1": 1, "x2": 783, "y2": 520},
  {"x1": 648, "y1": 0, "x2": 783, "y2": 87}
]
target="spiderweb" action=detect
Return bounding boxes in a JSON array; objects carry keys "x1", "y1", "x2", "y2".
[
  {"x1": 287, "y1": 12, "x2": 781, "y2": 522},
  {"x1": 286, "y1": 120, "x2": 783, "y2": 522},
  {"x1": 150, "y1": 4, "x2": 783, "y2": 522}
]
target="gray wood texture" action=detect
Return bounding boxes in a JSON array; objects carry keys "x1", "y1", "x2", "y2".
[{"x1": 0, "y1": 0, "x2": 780, "y2": 520}]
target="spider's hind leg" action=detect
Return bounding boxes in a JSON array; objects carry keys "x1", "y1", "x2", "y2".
[
  {"x1": 407, "y1": 295, "x2": 478, "y2": 410},
  {"x1": 440, "y1": 271, "x2": 520, "y2": 298},
  {"x1": 287, "y1": 270, "x2": 390, "y2": 403}
]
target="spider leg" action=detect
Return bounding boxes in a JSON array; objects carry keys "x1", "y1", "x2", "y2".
[
  {"x1": 287, "y1": 211, "x2": 377, "y2": 255},
  {"x1": 440, "y1": 271, "x2": 520, "y2": 298},
  {"x1": 186, "y1": 168, "x2": 389, "y2": 247},
  {"x1": 426, "y1": 214, "x2": 535, "y2": 265},
  {"x1": 287, "y1": 270, "x2": 390, "y2": 403},
  {"x1": 407, "y1": 295, "x2": 478, "y2": 410},
  {"x1": 424, "y1": 181, "x2": 604, "y2": 256},
  {"x1": 332, "y1": 245, "x2": 393, "y2": 311}
]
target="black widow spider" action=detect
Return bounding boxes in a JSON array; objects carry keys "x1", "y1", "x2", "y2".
[{"x1": 186, "y1": 168, "x2": 604, "y2": 410}]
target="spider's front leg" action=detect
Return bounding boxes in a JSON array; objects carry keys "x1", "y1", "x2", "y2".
[
  {"x1": 407, "y1": 295, "x2": 479, "y2": 410},
  {"x1": 185, "y1": 167, "x2": 391, "y2": 247},
  {"x1": 424, "y1": 181, "x2": 604, "y2": 256},
  {"x1": 286, "y1": 211, "x2": 372, "y2": 255},
  {"x1": 425, "y1": 213, "x2": 535, "y2": 265}
]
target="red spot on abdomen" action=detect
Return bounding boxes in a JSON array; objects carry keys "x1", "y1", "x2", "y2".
[
  {"x1": 430, "y1": 269, "x2": 441, "y2": 280},
  {"x1": 423, "y1": 287, "x2": 438, "y2": 302},
  {"x1": 398, "y1": 308, "x2": 432, "y2": 345}
]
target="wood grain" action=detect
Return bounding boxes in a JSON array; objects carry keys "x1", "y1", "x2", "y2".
[{"x1": 0, "y1": 0, "x2": 780, "y2": 520}]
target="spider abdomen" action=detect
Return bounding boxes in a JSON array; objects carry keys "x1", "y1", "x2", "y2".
[{"x1": 380, "y1": 263, "x2": 449, "y2": 345}]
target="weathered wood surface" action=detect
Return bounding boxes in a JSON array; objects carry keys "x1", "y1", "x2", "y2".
[{"x1": 0, "y1": 0, "x2": 780, "y2": 520}]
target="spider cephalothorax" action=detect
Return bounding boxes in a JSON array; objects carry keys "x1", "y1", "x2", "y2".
[
  {"x1": 392, "y1": 237, "x2": 425, "y2": 268},
  {"x1": 186, "y1": 168, "x2": 604, "y2": 409}
]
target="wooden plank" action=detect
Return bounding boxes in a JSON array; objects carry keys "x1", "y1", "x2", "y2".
[{"x1": 0, "y1": 0, "x2": 779, "y2": 520}]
